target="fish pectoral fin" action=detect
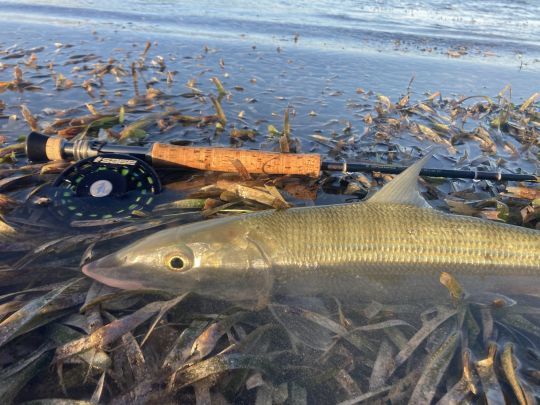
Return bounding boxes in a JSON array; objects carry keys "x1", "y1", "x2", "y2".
[
  {"x1": 368, "y1": 147, "x2": 441, "y2": 208},
  {"x1": 268, "y1": 298, "x2": 337, "y2": 351}
]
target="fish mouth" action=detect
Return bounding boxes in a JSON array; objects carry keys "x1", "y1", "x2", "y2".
[{"x1": 82, "y1": 256, "x2": 145, "y2": 290}]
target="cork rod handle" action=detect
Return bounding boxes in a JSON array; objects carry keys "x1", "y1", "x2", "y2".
[{"x1": 151, "y1": 143, "x2": 321, "y2": 177}]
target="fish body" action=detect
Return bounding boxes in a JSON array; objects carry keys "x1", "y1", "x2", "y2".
[
  {"x1": 83, "y1": 151, "x2": 540, "y2": 304},
  {"x1": 240, "y1": 202, "x2": 539, "y2": 301}
]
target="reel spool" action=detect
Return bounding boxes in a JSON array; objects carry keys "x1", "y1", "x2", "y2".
[{"x1": 49, "y1": 154, "x2": 161, "y2": 222}]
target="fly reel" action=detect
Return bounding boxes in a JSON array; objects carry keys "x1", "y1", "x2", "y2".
[{"x1": 49, "y1": 154, "x2": 161, "y2": 222}]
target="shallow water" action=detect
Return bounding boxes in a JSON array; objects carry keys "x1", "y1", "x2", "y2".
[
  {"x1": 0, "y1": 1, "x2": 539, "y2": 404},
  {"x1": 2, "y1": 0, "x2": 540, "y2": 67}
]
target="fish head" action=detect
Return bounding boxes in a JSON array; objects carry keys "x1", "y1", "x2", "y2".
[{"x1": 82, "y1": 216, "x2": 272, "y2": 302}]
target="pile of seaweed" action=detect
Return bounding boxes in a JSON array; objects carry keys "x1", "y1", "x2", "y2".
[{"x1": 0, "y1": 39, "x2": 539, "y2": 404}]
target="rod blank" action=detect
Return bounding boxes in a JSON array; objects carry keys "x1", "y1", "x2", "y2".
[
  {"x1": 26, "y1": 132, "x2": 538, "y2": 183},
  {"x1": 321, "y1": 162, "x2": 538, "y2": 183}
]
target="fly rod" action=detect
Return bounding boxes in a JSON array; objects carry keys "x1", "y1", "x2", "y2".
[{"x1": 26, "y1": 132, "x2": 538, "y2": 183}]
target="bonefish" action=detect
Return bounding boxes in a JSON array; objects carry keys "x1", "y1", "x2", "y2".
[{"x1": 82, "y1": 150, "x2": 540, "y2": 305}]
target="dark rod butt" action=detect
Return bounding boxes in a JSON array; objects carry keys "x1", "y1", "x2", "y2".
[{"x1": 25, "y1": 131, "x2": 51, "y2": 162}]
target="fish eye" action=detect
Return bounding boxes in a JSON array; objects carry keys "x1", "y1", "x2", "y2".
[
  {"x1": 169, "y1": 256, "x2": 184, "y2": 269},
  {"x1": 166, "y1": 254, "x2": 189, "y2": 271}
]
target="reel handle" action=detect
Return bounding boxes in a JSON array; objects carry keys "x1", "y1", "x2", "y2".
[{"x1": 150, "y1": 143, "x2": 321, "y2": 177}]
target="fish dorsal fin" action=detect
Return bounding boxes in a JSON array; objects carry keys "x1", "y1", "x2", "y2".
[{"x1": 368, "y1": 148, "x2": 439, "y2": 208}]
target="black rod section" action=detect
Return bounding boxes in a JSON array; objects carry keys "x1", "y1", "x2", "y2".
[{"x1": 321, "y1": 161, "x2": 538, "y2": 183}]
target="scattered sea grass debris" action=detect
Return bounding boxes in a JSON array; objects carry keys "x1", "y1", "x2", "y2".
[
  {"x1": 440, "y1": 271, "x2": 466, "y2": 305},
  {"x1": 118, "y1": 115, "x2": 156, "y2": 141},
  {"x1": 0, "y1": 278, "x2": 90, "y2": 347},
  {"x1": 0, "y1": 345, "x2": 53, "y2": 403},
  {"x1": 210, "y1": 95, "x2": 227, "y2": 126},
  {"x1": 210, "y1": 76, "x2": 227, "y2": 97},
  {"x1": 0, "y1": 41, "x2": 539, "y2": 404},
  {"x1": 0, "y1": 261, "x2": 538, "y2": 403},
  {"x1": 20, "y1": 104, "x2": 39, "y2": 132},
  {"x1": 55, "y1": 296, "x2": 185, "y2": 361},
  {"x1": 408, "y1": 331, "x2": 459, "y2": 404},
  {"x1": 501, "y1": 343, "x2": 532, "y2": 405}
]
